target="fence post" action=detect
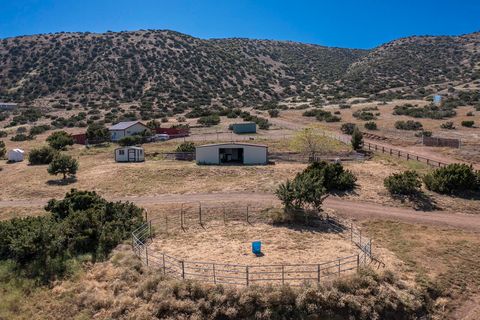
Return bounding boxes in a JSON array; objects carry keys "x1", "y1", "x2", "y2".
[
  {"x1": 149, "y1": 220, "x2": 153, "y2": 240},
  {"x1": 359, "y1": 230, "x2": 362, "y2": 247},
  {"x1": 165, "y1": 214, "x2": 168, "y2": 233},
  {"x1": 223, "y1": 207, "x2": 226, "y2": 225},
  {"x1": 199, "y1": 203, "x2": 202, "y2": 225},
  {"x1": 350, "y1": 223, "x2": 353, "y2": 242},
  {"x1": 389, "y1": 149, "x2": 392, "y2": 155},
  {"x1": 181, "y1": 208, "x2": 184, "y2": 229},
  {"x1": 317, "y1": 264, "x2": 321, "y2": 283},
  {"x1": 397, "y1": 150, "x2": 400, "y2": 158},
  {"x1": 407, "y1": 153, "x2": 410, "y2": 160},
  {"x1": 145, "y1": 246, "x2": 149, "y2": 266},
  {"x1": 246, "y1": 205, "x2": 249, "y2": 223},
  {"x1": 246, "y1": 266, "x2": 249, "y2": 286},
  {"x1": 162, "y1": 253, "x2": 166, "y2": 275},
  {"x1": 145, "y1": 210, "x2": 148, "y2": 223},
  {"x1": 357, "y1": 254, "x2": 360, "y2": 269},
  {"x1": 369, "y1": 239, "x2": 372, "y2": 257},
  {"x1": 213, "y1": 263, "x2": 216, "y2": 284},
  {"x1": 282, "y1": 265, "x2": 285, "y2": 285},
  {"x1": 338, "y1": 259, "x2": 341, "y2": 277},
  {"x1": 427, "y1": 159, "x2": 430, "y2": 165},
  {"x1": 181, "y1": 261, "x2": 185, "y2": 279}
]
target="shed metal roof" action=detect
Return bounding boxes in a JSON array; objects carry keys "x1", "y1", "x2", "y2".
[
  {"x1": 196, "y1": 142, "x2": 267, "y2": 148},
  {"x1": 109, "y1": 121, "x2": 147, "y2": 130}
]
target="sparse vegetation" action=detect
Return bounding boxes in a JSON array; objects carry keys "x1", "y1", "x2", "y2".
[
  {"x1": 28, "y1": 146, "x2": 58, "y2": 165},
  {"x1": 395, "y1": 120, "x2": 423, "y2": 130},
  {"x1": 461, "y1": 120, "x2": 474, "y2": 127},
  {"x1": 440, "y1": 121, "x2": 455, "y2": 129},
  {"x1": 46, "y1": 131, "x2": 74, "y2": 150},
  {"x1": 384, "y1": 171, "x2": 422, "y2": 195},
  {"x1": 364, "y1": 121, "x2": 377, "y2": 130}
]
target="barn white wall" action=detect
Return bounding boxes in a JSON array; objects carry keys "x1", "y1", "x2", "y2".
[{"x1": 196, "y1": 144, "x2": 267, "y2": 165}]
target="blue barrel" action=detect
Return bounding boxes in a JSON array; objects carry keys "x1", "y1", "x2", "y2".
[{"x1": 252, "y1": 241, "x2": 261, "y2": 254}]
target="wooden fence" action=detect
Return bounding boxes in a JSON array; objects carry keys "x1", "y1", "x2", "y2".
[{"x1": 132, "y1": 204, "x2": 381, "y2": 286}]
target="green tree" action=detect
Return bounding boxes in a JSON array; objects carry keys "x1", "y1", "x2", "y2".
[
  {"x1": 423, "y1": 164, "x2": 479, "y2": 194},
  {"x1": 118, "y1": 135, "x2": 143, "y2": 146},
  {"x1": 47, "y1": 154, "x2": 78, "y2": 180},
  {"x1": 47, "y1": 131, "x2": 74, "y2": 150},
  {"x1": 290, "y1": 128, "x2": 326, "y2": 160},
  {"x1": 86, "y1": 123, "x2": 110, "y2": 143},
  {"x1": 351, "y1": 126, "x2": 363, "y2": 151},
  {"x1": 28, "y1": 146, "x2": 58, "y2": 165}
]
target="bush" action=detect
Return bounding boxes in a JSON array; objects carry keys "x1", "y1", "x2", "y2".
[
  {"x1": 341, "y1": 123, "x2": 356, "y2": 135},
  {"x1": 393, "y1": 103, "x2": 456, "y2": 119},
  {"x1": 48, "y1": 154, "x2": 79, "y2": 180},
  {"x1": 395, "y1": 120, "x2": 423, "y2": 130},
  {"x1": 10, "y1": 133, "x2": 32, "y2": 141},
  {"x1": 352, "y1": 110, "x2": 376, "y2": 121},
  {"x1": 268, "y1": 109, "x2": 279, "y2": 117},
  {"x1": 461, "y1": 120, "x2": 474, "y2": 127},
  {"x1": 364, "y1": 121, "x2": 377, "y2": 130},
  {"x1": 423, "y1": 164, "x2": 479, "y2": 194},
  {"x1": 86, "y1": 123, "x2": 110, "y2": 143},
  {"x1": 275, "y1": 161, "x2": 356, "y2": 212},
  {"x1": 29, "y1": 124, "x2": 51, "y2": 136},
  {"x1": 351, "y1": 126, "x2": 363, "y2": 151},
  {"x1": 176, "y1": 142, "x2": 195, "y2": 152},
  {"x1": 28, "y1": 146, "x2": 58, "y2": 165},
  {"x1": 118, "y1": 135, "x2": 143, "y2": 146},
  {"x1": 0, "y1": 141, "x2": 5, "y2": 158},
  {"x1": 384, "y1": 171, "x2": 422, "y2": 195},
  {"x1": 198, "y1": 114, "x2": 220, "y2": 127},
  {"x1": 0, "y1": 130, "x2": 7, "y2": 138},
  {"x1": 47, "y1": 131, "x2": 74, "y2": 150},
  {"x1": 440, "y1": 121, "x2": 455, "y2": 130},
  {"x1": 0, "y1": 189, "x2": 144, "y2": 282}
]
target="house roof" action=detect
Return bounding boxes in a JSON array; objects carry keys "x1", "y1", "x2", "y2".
[
  {"x1": 109, "y1": 121, "x2": 147, "y2": 130},
  {"x1": 196, "y1": 142, "x2": 267, "y2": 149}
]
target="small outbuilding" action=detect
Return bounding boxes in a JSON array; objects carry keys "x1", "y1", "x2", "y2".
[
  {"x1": 114, "y1": 146, "x2": 145, "y2": 162},
  {"x1": 231, "y1": 122, "x2": 257, "y2": 134},
  {"x1": 196, "y1": 143, "x2": 268, "y2": 165},
  {"x1": 7, "y1": 148, "x2": 24, "y2": 162}
]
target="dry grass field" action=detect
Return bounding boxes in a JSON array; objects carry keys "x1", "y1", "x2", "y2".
[{"x1": 363, "y1": 220, "x2": 480, "y2": 319}]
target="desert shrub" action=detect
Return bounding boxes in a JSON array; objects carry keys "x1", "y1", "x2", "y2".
[
  {"x1": 276, "y1": 161, "x2": 356, "y2": 213},
  {"x1": 341, "y1": 123, "x2": 356, "y2": 135},
  {"x1": 0, "y1": 141, "x2": 5, "y2": 158},
  {"x1": 351, "y1": 126, "x2": 363, "y2": 151},
  {"x1": 461, "y1": 120, "x2": 474, "y2": 127},
  {"x1": 29, "y1": 124, "x2": 51, "y2": 136},
  {"x1": 352, "y1": 110, "x2": 376, "y2": 121},
  {"x1": 415, "y1": 130, "x2": 432, "y2": 137},
  {"x1": 384, "y1": 171, "x2": 422, "y2": 195},
  {"x1": 0, "y1": 189, "x2": 144, "y2": 282},
  {"x1": 10, "y1": 133, "x2": 32, "y2": 141},
  {"x1": 440, "y1": 121, "x2": 455, "y2": 129},
  {"x1": 268, "y1": 109, "x2": 279, "y2": 117},
  {"x1": 0, "y1": 130, "x2": 7, "y2": 138},
  {"x1": 197, "y1": 114, "x2": 220, "y2": 127},
  {"x1": 423, "y1": 164, "x2": 479, "y2": 194},
  {"x1": 118, "y1": 135, "x2": 143, "y2": 146},
  {"x1": 47, "y1": 131, "x2": 74, "y2": 150},
  {"x1": 393, "y1": 103, "x2": 456, "y2": 119},
  {"x1": 466, "y1": 111, "x2": 474, "y2": 116},
  {"x1": 339, "y1": 104, "x2": 351, "y2": 109},
  {"x1": 364, "y1": 121, "x2": 377, "y2": 130},
  {"x1": 395, "y1": 120, "x2": 423, "y2": 130},
  {"x1": 47, "y1": 154, "x2": 79, "y2": 180},
  {"x1": 176, "y1": 142, "x2": 195, "y2": 152},
  {"x1": 28, "y1": 146, "x2": 58, "y2": 165}
]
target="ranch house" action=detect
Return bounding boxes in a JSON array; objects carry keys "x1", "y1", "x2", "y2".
[{"x1": 109, "y1": 121, "x2": 150, "y2": 141}]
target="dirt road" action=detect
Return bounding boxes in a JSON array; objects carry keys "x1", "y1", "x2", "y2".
[{"x1": 2, "y1": 192, "x2": 479, "y2": 232}]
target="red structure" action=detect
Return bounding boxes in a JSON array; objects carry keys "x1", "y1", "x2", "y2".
[
  {"x1": 154, "y1": 127, "x2": 189, "y2": 138},
  {"x1": 72, "y1": 133, "x2": 87, "y2": 145}
]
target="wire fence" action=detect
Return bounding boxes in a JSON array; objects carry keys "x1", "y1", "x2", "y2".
[{"x1": 132, "y1": 204, "x2": 382, "y2": 286}]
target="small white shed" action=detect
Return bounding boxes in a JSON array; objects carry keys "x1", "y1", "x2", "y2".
[
  {"x1": 196, "y1": 143, "x2": 268, "y2": 165},
  {"x1": 7, "y1": 148, "x2": 25, "y2": 162},
  {"x1": 114, "y1": 146, "x2": 145, "y2": 162}
]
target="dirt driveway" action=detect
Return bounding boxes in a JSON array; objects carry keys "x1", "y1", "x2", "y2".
[{"x1": 2, "y1": 192, "x2": 479, "y2": 232}]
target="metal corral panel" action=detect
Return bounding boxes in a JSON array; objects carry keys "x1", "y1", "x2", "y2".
[
  {"x1": 196, "y1": 143, "x2": 267, "y2": 165},
  {"x1": 232, "y1": 122, "x2": 257, "y2": 134}
]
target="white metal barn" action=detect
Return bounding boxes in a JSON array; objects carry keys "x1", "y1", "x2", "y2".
[
  {"x1": 114, "y1": 146, "x2": 145, "y2": 162},
  {"x1": 196, "y1": 143, "x2": 268, "y2": 165},
  {"x1": 7, "y1": 148, "x2": 24, "y2": 162},
  {"x1": 109, "y1": 121, "x2": 150, "y2": 141}
]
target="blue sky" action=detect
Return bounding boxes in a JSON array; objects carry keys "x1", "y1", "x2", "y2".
[{"x1": 1, "y1": 0, "x2": 479, "y2": 49}]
